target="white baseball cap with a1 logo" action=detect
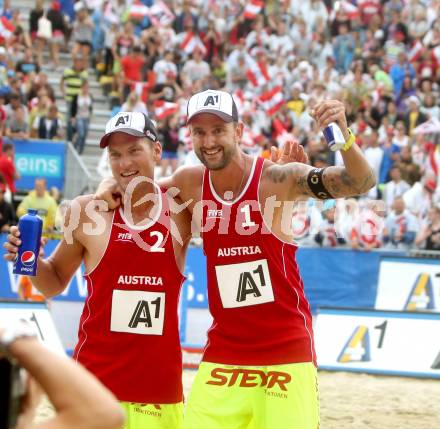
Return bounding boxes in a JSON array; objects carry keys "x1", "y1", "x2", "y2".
[
  {"x1": 99, "y1": 111, "x2": 158, "y2": 148},
  {"x1": 186, "y1": 90, "x2": 239, "y2": 123}
]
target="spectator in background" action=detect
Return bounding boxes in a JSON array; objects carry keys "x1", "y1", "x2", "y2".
[
  {"x1": 5, "y1": 105, "x2": 29, "y2": 139},
  {"x1": 5, "y1": 92, "x2": 28, "y2": 123},
  {"x1": 174, "y1": 0, "x2": 198, "y2": 34},
  {"x1": 390, "y1": 52, "x2": 416, "y2": 98},
  {"x1": 421, "y1": 92, "x2": 440, "y2": 119},
  {"x1": 120, "y1": 45, "x2": 145, "y2": 101},
  {"x1": 159, "y1": 113, "x2": 181, "y2": 177},
  {"x1": 363, "y1": 129, "x2": 383, "y2": 198},
  {"x1": 153, "y1": 50, "x2": 178, "y2": 85},
  {"x1": 150, "y1": 71, "x2": 183, "y2": 103},
  {"x1": 72, "y1": 3, "x2": 94, "y2": 61},
  {"x1": 391, "y1": 120, "x2": 410, "y2": 150},
  {"x1": 333, "y1": 23, "x2": 356, "y2": 73},
  {"x1": 28, "y1": 88, "x2": 52, "y2": 134},
  {"x1": 46, "y1": 0, "x2": 66, "y2": 70},
  {"x1": 60, "y1": 56, "x2": 88, "y2": 142},
  {"x1": 0, "y1": 143, "x2": 19, "y2": 201},
  {"x1": 314, "y1": 200, "x2": 347, "y2": 248},
  {"x1": 29, "y1": 0, "x2": 44, "y2": 46},
  {"x1": 402, "y1": 95, "x2": 428, "y2": 136},
  {"x1": 121, "y1": 91, "x2": 148, "y2": 115},
  {"x1": 27, "y1": 71, "x2": 56, "y2": 102},
  {"x1": 35, "y1": 0, "x2": 65, "y2": 69},
  {"x1": 17, "y1": 177, "x2": 58, "y2": 234},
  {"x1": 15, "y1": 48, "x2": 39, "y2": 76},
  {"x1": 396, "y1": 146, "x2": 421, "y2": 186},
  {"x1": 383, "y1": 196, "x2": 418, "y2": 249},
  {"x1": 383, "y1": 165, "x2": 411, "y2": 209},
  {"x1": 74, "y1": 80, "x2": 93, "y2": 155},
  {"x1": 415, "y1": 204, "x2": 440, "y2": 250},
  {"x1": 0, "y1": 176, "x2": 16, "y2": 231},
  {"x1": 32, "y1": 103, "x2": 63, "y2": 140},
  {"x1": 181, "y1": 48, "x2": 210, "y2": 88}
]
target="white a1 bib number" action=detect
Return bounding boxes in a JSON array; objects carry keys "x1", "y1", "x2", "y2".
[
  {"x1": 215, "y1": 259, "x2": 274, "y2": 308},
  {"x1": 111, "y1": 290, "x2": 165, "y2": 335}
]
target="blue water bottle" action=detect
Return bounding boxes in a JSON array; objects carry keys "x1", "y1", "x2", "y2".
[{"x1": 13, "y1": 209, "x2": 43, "y2": 276}]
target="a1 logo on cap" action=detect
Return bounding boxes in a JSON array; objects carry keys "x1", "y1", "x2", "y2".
[
  {"x1": 114, "y1": 113, "x2": 132, "y2": 128},
  {"x1": 21, "y1": 250, "x2": 36, "y2": 267},
  {"x1": 198, "y1": 92, "x2": 221, "y2": 110},
  {"x1": 203, "y1": 94, "x2": 220, "y2": 107}
]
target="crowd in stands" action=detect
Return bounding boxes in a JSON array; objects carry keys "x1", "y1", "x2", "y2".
[{"x1": 0, "y1": 0, "x2": 439, "y2": 251}]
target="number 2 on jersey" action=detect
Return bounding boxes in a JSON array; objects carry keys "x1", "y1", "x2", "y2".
[{"x1": 150, "y1": 231, "x2": 165, "y2": 252}]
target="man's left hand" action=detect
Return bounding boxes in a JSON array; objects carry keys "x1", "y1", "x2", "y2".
[{"x1": 270, "y1": 141, "x2": 309, "y2": 165}]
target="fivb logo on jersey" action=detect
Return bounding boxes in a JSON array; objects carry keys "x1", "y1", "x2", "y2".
[{"x1": 116, "y1": 232, "x2": 133, "y2": 243}]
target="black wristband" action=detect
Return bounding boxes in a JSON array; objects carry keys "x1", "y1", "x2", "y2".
[{"x1": 306, "y1": 168, "x2": 334, "y2": 199}]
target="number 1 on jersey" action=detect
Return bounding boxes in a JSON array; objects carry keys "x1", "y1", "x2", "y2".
[{"x1": 241, "y1": 204, "x2": 256, "y2": 228}]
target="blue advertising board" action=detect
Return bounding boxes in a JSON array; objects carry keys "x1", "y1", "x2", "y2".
[
  {"x1": 12, "y1": 139, "x2": 66, "y2": 191},
  {"x1": 1, "y1": 234, "x2": 404, "y2": 312}
]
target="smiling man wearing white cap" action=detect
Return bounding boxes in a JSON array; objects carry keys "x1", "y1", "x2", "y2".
[
  {"x1": 4, "y1": 111, "x2": 193, "y2": 429},
  {"x1": 95, "y1": 90, "x2": 375, "y2": 429}
]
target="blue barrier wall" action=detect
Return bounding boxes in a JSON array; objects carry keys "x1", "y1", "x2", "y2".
[
  {"x1": 11, "y1": 139, "x2": 66, "y2": 191},
  {"x1": 0, "y1": 234, "x2": 402, "y2": 311}
]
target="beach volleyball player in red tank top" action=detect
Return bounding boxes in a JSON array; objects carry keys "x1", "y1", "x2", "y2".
[
  {"x1": 95, "y1": 90, "x2": 376, "y2": 429},
  {"x1": 5, "y1": 112, "x2": 192, "y2": 429}
]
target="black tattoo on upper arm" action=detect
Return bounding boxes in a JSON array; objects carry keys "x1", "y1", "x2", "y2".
[
  {"x1": 267, "y1": 165, "x2": 291, "y2": 184},
  {"x1": 323, "y1": 168, "x2": 376, "y2": 197}
]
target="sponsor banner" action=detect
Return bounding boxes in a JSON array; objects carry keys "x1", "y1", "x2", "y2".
[
  {"x1": 12, "y1": 139, "x2": 66, "y2": 191},
  {"x1": 0, "y1": 300, "x2": 65, "y2": 354},
  {"x1": 315, "y1": 307, "x2": 440, "y2": 378},
  {"x1": 182, "y1": 345, "x2": 204, "y2": 369},
  {"x1": 376, "y1": 258, "x2": 440, "y2": 312},
  {"x1": 2, "y1": 236, "x2": 406, "y2": 311}
]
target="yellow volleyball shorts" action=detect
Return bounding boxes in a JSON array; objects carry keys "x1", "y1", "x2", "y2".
[
  {"x1": 120, "y1": 401, "x2": 183, "y2": 429},
  {"x1": 183, "y1": 361, "x2": 319, "y2": 429}
]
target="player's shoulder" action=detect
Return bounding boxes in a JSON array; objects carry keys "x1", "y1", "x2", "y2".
[
  {"x1": 68, "y1": 194, "x2": 114, "y2": 220},
  {"x1": 167, "y1": 164, "x2": 204, "y2": 196},
  {"x1": 70, "y1": 194, "x2": 96, "y2": 208},
  {"x1": 173, "y1": 164, "x2": 204, "y2": 182}
]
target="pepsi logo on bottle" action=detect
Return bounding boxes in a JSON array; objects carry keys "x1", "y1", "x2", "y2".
[{"x1": 13, "y1": 209, "x2": 43, "y2": 276}]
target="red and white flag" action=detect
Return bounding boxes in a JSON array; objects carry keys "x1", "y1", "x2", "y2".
[
  {"x1": 154, "y1": 99, "x2": 179, "y2": 120},
  {"x1": 129, "y1": 0, "x2": 149, "y2": 20},
  {"x1": 246, "y1": 60, "x2": 270, "y2": 88},
  {"x1": 149, "y1": 1, "x2": 175, "y2": 27},
  {"x1": 272, "y1": 117, "x2": 295, "y2": 146},
  {"x1": 0, "y1": 17, "x2": 14, "y2": 40},
  {"x1": 332, "y1": 1, "x2": 359, "y2": 20},
  {"x1": 179, "y1": 31, "x2": 207, "y2": 56},
  {"x1": 233, "y1": 89, "x2": 245, "y2": 114},
  {"x1": 243, "y1": 0, "x2": 264, "y2": 20},
  {"x1": 258, "y1": 87, "x2": 285, "y2": 117},
  {"x1": 408, "y1": 40, "x2": 424, "y2": 63}
]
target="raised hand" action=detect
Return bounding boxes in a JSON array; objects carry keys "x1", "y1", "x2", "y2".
[{"x1": 270, "y1": 140, "x2": 309, "y2": 165}]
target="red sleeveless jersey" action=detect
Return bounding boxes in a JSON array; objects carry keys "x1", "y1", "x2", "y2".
[
  {"x1": 201, "y1": 157, "x2": 316, "y2": 366},
  {"x1": 73, "y1": 188, "x2": 185, "y2": 403}
]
